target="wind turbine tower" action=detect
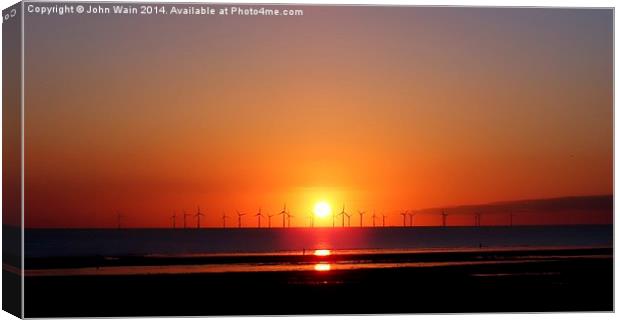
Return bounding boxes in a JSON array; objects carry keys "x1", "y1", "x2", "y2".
[
  {"x1": 286, "y1": 212, "x2": 293, "y2": 228},
  {"x1": 441, "y1": 209, "x2": 448, "y2": 227},
  {"x1": 358, "y1": 211, "x2": 366, "y2": 227},
  {"x1": 278, "y1": 204, "x2": 288, "y2": 228},
  {"x1": 195, "y1": 206, "x2": 205, "y2": 229},
  {"x1": 236, "y1": 210, "x2": 247, "y2": 228},
  {"x1": 222, "y1": 212, "x2": 229, "y2": 228},
  {"x1": 372, "y1": 210, "x2": 377, "y2": 227},
  {"x1": 255, "y1": 207, "x2": 265, "y2": 228},
  {"x1": 400, "y1": 211, "x2": 408, "y2": 227},
  {"x1": 268, "y1": 213, "x2": 275, "y2": 228},
  {"x1": 337, "y1": 204, "x2": 347, "y2": 227}
]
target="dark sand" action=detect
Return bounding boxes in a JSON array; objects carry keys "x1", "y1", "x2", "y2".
[{"x1": 23, "y1": 247, "x2": 612, "y2": 317}]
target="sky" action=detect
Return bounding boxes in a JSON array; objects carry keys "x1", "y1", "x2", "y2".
[{"x1": 23, "y1": 6, "x2": 612, "y2": 228}]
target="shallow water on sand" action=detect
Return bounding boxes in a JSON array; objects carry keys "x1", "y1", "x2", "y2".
[{"x1": 25, "y1": 247, "x2": 611, "y2": 276}]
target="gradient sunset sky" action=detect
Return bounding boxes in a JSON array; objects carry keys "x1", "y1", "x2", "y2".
[{"x1": 24, "y1": 6, "x2": 612, "y2": 228}]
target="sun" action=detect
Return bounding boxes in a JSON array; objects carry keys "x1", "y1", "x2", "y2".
[{"x1": 313, "y1": 201, "x2": 332, "y2": 218}]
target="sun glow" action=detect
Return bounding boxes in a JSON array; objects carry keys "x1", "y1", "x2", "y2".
[{"x1": 314, "y1": 201, "x2": 332, "y2": 218}]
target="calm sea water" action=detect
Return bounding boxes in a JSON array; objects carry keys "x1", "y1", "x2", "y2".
[{"x1": 25, "y1": 225, "x2": 612, "y2": 258}]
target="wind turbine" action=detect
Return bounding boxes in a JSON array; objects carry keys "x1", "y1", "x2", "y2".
[
  {"x1": 474, "y1": 212, "x2": 481, "y2": 227},
  {"x1": 441, "y1": 209, "x2": 448, "y2": 227},
  {"x1": 308, "y1": 212, "x2": 315, "y2": 228},
  {"x1": 382, "y1": 213, "x2": 387, "y2": 227},
  {"x1": 286, "y1": 212, "x2": 293, "y2": 228},
  {"x1": 183, "y1": 210, "x2": 191, "y2": 229},
  {"x1": 171, "y1": 211, "x2": 177, "y2": 229},
  {"x1": 408, "y1": 211, "x2": 417, "y2": 227},
  {"x1": 195, "y1": 206, "x2": 205, "y2": 229},
  {"x1": 358, "y1": 211, "x2": 366, "y2": 227},
  {"x1": 255, "y1": 207, "x2": 265, "y2": 228},
  {"x1": 222, "y1": 212, "x2": 229, "y2": 228},
  {"x1": 236, "y1": 210, "x2": 247, "y2": 228},
  {"x1": 372, "y1": 210, "x2": 377, "y2": 227},
  {"x1": 268, "y1": 213, "x2": 275, "y2": 228},
  {"x1": 278, "y1": 203, "x2": 288, "y2": 228},
  {"x1": 336, "y1": 204, "x2": 348, "y2": 227},
  {"x1": 400, "y1": 210, "x2": 408, "y2": 227}
]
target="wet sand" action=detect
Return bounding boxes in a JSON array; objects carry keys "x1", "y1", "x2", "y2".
[{"x1": 24, "y1": 247, "x2": 612, "y2": 317}]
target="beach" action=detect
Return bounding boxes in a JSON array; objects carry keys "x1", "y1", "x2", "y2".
[{"x1": 23, "y1": 246, "x2": 612, "y2": 317}]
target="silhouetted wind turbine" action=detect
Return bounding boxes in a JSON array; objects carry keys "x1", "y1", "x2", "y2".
[
  {"x1": 382, "y1": 213, "x2": 387, "y2": 227},
  {"x1": 195, "y1": 206, "x2": 205, "y2": 229},
  {"x1": 474, "y1": 212, "x2": 481, "y2": 227},
  {"x1": 255, "y1": 207, "x2": 265, "y2": 228},
  {"x1": 337, "y1": 204, "x2": 348, "y2": 227},
  {"x1": 441, "y1": 209, "x2": 448, "y2": 227},
  {"x1": 286, "y1": 212, "x2": 293, "y2": 228},
  {"x1": 408, "y1": 211, "x2": 417, "y2": 227},
  {"x1": 278, "y1": 203, "x2": 288, "y2": 228},
  {"x1": 372, "y1": 210, "x2": 377, "y2": 227},
  {"x1": 183, "y1": 210, "x2": 191, "y2": 229},
  {"x1": 268, "y1": 213, "x2": 275, "y2": 228},
  {"x1": 400, "y1": 210, "x2": 408, "y2": 227},
  {"x1": 236, "y1": 210, "x2": 247, "y2": 228},
  {"x1": 222, "y1": 212, "x2": 229, "y2": 228},
  {"x1": 308, "y1": 212, "x2": 314, "y2": 228},
  {"x1": 171, "y1": 211, "x2": 177, "y2": 229},
  {"x1": 358, "y1": 211, "x2": 366, "y2": 227}
]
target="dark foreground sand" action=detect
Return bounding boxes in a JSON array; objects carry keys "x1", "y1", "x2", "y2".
[{"x1": 23, "y1": 247, "x2": 612, "y2": 317}]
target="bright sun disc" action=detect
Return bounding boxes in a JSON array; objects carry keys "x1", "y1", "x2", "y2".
[
  {"x1": 314, "y1": 249, "x2": 331, "y2": 256},
  {"x1": 314, "y1": 201, "x2": 332, "y2": 218}
]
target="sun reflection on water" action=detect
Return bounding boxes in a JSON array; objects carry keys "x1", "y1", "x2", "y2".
[{"x1": 314, "y1": 263, "x2": 331, "y2": 271}]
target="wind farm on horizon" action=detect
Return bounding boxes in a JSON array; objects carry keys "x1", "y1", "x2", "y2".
[
  {"x1": 98, "y1": 192, "x2": 614, "y2": 230},
  {"x1": 109, "y1": 200, "x2": 561, "y2": 229}
]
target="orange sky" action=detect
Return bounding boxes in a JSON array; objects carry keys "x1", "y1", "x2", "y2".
[{"x1": 22, "y1": 6, "x2": 612, "y2": 228}]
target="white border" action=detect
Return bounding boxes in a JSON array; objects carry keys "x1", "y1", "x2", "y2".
[{"x1": 0, "y1": 0, "x2": 616, "y2": 320}]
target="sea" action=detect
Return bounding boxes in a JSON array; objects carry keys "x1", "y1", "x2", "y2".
[{"x1": 24, "y1": 225, "x2": 613, "y2": 258}]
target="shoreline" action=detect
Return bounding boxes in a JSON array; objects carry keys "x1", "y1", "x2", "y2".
[{"x1": 24, "y1": 253, "x2": 613, "y2": 316}]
